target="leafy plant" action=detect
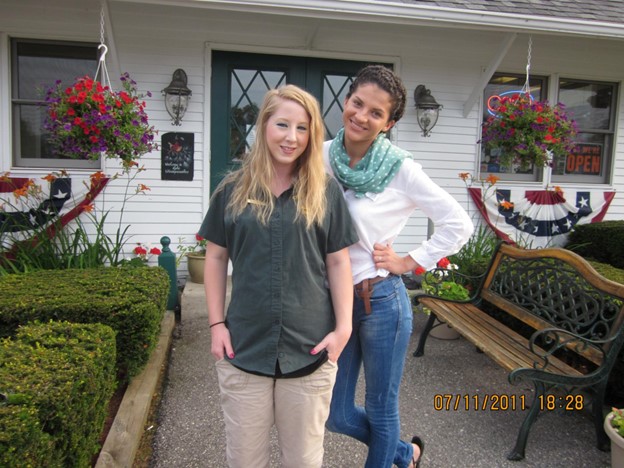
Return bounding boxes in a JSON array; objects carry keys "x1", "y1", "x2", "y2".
[
  {"x1": 480, "y1": 94, "x2": 577, "y2": 169},
  {"x1": 448, "y1": 224, "x2": 499, "y2": 282},
  {"x1": 415, "y1": 258, "x2": 471, "y2": 314},
  {"x1": 43, "y1": 73, "x2": 158, "y2": 169},
  {"x1": 177, "y1": 233, "x2": 207, "y2": 260},
  {"x1": 423, "y1": 280, "x2": 470, "y2": 301},
  {"x1": 0, "y1": 166, "x2": 150, "y2": 274},
  {"x1": 611, "y1": 407, "x2": 624, "y2": 437}
]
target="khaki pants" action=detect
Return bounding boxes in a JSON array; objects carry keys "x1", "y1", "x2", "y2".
[{"x1": 215, "y1": 359, "x2": 338, "y2": 468}]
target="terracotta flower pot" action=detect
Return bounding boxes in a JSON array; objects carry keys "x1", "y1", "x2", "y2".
[
  {"x1": 605, "y1": 412, "x2": 624, "y2": 468},
  {"x1": 187, "y1": 252, "x2": 206, "y2": 284}
]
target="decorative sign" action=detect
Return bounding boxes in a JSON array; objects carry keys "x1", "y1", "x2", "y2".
[
  {"x1": 565, "y1": 143, "x2": 602, "y2": 175},
  {"x1": 162, "y1": 132, "x2": 194, "y2": 181},
  {"x1": 486, "y1": 90, "x2": 534, "y2": 116}
]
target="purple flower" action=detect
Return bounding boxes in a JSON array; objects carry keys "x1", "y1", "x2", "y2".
[{"x1": 43, "y1": 72, "x2": 158, "y2": 164}]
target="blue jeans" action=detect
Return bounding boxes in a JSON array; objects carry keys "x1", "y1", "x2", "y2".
[{"x1": 327, "y1": 275, "x2": 414, "y2": 468}]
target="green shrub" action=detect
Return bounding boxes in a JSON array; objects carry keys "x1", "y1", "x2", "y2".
[
  {"x1": 0, "y1": 321, "x2": 116, "y2": 467},
  {"x1": 0, "y1": 405, "x2": 56, "y2": 468},
  {"x1": 0, "y1": 266, "x2": 169, "y2": 378},
  {"x1": 567, "y1": 220, "x2": 624, "y2": 269},
  {"x1": 588, "y1": 259, "x2": 624, "y2": 408},
  {"x1": 587, "y1": 260, "x2": 624, "y2": 285}
]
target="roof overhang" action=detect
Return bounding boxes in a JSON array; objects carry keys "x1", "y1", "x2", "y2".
[{"x1": 114, "y1": 0, "x2": 624, "y2": 40}]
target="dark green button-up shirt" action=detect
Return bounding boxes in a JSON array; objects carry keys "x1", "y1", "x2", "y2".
[{"x1": 199, "y1": 177, "x2": 358, "y2": 376}]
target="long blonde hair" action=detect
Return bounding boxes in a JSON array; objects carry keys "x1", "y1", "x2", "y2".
[{"x1": 216, "y1": 84, "x2": 327, "y2": 229}]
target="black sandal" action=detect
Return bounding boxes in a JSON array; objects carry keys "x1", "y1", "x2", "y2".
[{"x1": 411, "y1": 435, "x2": 425, "y2": 468}]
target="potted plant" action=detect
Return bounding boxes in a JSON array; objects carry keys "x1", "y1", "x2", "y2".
[
  {"x1": 177, "y1": 234, "x2": 207, "y2": 284},
  {"x1": 605, "y1": 407, "x2": 624, "y2": 467},
  {"x1": 128, "y1": 242, "x2": 162, "y2": 268},
  {"x1": 40, "y1": 73, "x2": 159, "y2": 265},
  {"x1": 415, "y1": 258, "x2": 470, "y2": 340},
  {"x1": 43, "y1": 72, "x2": 158, "y2": 169},
  {"x1": 480, "y1": 94, "x2": 577, "y2": 170}
]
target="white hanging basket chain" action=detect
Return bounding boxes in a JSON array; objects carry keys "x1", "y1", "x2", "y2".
[
  {"x1": 94, "y1": 5, "x2": 113, "y2": 91},
  {"x1": 520, "y1": 35, "x2": 532, "y2": 98}
]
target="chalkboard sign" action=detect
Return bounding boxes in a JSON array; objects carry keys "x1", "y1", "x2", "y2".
[{"x1": 161, "y1": 132, "x2": 194, "y2": 181}]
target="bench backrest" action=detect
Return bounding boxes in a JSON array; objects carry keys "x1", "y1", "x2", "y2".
[{"x1": 479, "y1": 243, "x2": 624, "y2": 367}]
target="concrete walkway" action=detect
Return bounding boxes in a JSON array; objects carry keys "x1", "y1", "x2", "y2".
[{"x1": 150, "y1": 281, "x2": 611, "y2": 467}]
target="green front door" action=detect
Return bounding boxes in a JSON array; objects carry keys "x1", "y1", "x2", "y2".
[{"x1": 210, "y1": 51, "x2": 383, "y2": 191}]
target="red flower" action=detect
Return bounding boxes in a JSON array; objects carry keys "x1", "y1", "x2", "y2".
[
  {"x1": 149, "y1": 247, "x2": 162, "y2": 255},
  {"x1": 480, "y1": 96, "x2": 577, "y2": 168},
  {"x1": 414, "y1": 266, "x2": 426, "y2": 276},
  {"x1": 119, "y1": 91, "x2": 133, "y2": 104},
  {"x1": 43, "y1": 73, "x2": 158, "y2": 166},
  {"x1": 134, "y1": 246, "x2": 147, "y2": 256},
  {"x1": 437, "y1": 257, "x2": 450, "y2": 269}
]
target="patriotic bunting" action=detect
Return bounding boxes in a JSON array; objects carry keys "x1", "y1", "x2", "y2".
[{"x1": 468, "y1": 187, "x2": 615, "y2": 248}]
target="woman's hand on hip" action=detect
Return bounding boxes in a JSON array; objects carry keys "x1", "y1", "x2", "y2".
[{"x1": 373, "y1": 242, "x2": 417, "y2": 275}]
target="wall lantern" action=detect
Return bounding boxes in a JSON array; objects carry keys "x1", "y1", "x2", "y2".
[
  {"x1": 162, "y1": 69, "x2": 192, "y2": 126},
  {"x1": 414, "y1": 85, "x2": 442, "y2": 137}
]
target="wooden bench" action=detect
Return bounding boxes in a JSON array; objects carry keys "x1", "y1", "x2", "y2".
[{"x1": 412, "y1": 242, "x2": 624, "y2": 461}]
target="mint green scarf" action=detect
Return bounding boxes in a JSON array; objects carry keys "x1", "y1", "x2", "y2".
[{"x1": 329, "y1": 128, "x2": 410, "y2": 198}]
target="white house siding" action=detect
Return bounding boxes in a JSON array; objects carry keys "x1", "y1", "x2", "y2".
[{"x1": 1, "y1": 0, "x2": 623, "y2": 281}]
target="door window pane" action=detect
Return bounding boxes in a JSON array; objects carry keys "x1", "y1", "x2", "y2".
[
  {"x1": 211, "y1": 51, "x2": 375, "y2": 191},
  {"x1": 229, "y1": 69, "x2": 287, "y2": 163},
  {"x1": 322, "y1": 74, "x2": 354, "y2": 139}
]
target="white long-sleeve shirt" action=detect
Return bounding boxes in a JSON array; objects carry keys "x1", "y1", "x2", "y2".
[{"x1": 324, "y1": 140, "x2": 474, "y2": 285}]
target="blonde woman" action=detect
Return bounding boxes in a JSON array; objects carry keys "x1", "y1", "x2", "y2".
[{"x1": 200, "y1": 84, "x2": 358, "y2": 468}]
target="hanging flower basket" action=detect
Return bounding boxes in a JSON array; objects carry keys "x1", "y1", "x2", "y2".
[
  {"x1": 480, "y1": 94, "x2": 578, "y2": 169},
  {"x1": 43, "y1": 73, "x2": 158, "y2": 169}
]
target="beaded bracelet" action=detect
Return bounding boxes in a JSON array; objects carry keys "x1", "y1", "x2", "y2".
[{"x1": 209, "y1": 320, "x2": 226, "y2": 328}]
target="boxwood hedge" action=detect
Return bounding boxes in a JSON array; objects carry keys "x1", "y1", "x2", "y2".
[
  {"x1": 0, "y1": 266, "x2": 169, "y2": 378},
  {"x1": 0, "y1": 321, "x2": 117, "y2": 467}
]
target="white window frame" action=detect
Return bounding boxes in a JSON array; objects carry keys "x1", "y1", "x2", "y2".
[
  {"x1": 479, "y1": 73, "x2": 618, "y2": 185},
  {"x1": 10, "y1": 37, "x2": 100, "y2": 170},
  {"x1": 552, "y1": 77, "x2": 618, "y2": 185}
]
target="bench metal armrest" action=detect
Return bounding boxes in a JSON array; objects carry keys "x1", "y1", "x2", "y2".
[{"x1": 528, "y1": 327, "x2": 613, "y2": 370}]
